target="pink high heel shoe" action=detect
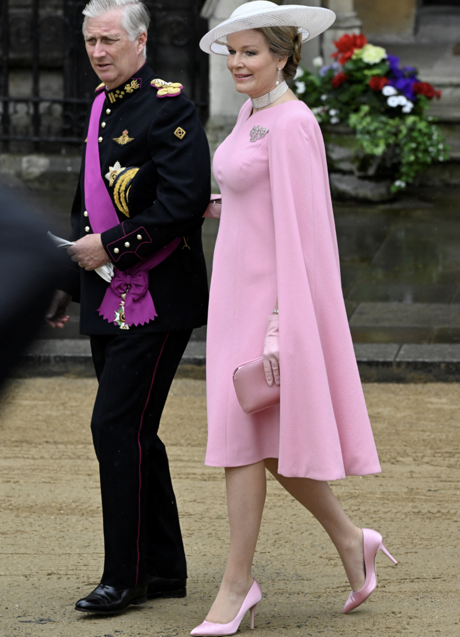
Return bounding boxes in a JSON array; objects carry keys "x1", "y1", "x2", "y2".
[
  {"x1": 343, "y1": 528, "x2": 397, "y2": 613},
  {"x1": 190, "y1": 579, "x2": 262, "y2": 636}
]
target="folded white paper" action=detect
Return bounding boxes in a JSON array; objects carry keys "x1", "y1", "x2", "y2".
[{"x1": 48, "y1": 232, "x2": 114, "y2": 283}]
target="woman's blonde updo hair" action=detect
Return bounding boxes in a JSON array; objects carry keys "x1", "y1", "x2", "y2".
[{"x1": 256, "y1": 26, "x2": 303, "y2": 82}]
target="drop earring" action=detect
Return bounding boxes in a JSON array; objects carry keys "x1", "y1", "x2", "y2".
[{"x1": 276, "y1": 67, "x2": 281, "y2": 86}]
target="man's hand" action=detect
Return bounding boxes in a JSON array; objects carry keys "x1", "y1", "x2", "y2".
[
  {"x1": 67, "y1": 234, "x2": 110, "y2": 270},
  {"x1": 46, "y1": 290, "x2": 72, "y2": 328}
]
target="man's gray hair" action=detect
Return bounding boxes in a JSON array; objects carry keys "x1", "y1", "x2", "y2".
[{"x1": 82, "y1": 0, "x2": 150, "y2": 54}]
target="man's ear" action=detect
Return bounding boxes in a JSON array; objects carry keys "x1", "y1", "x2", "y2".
[{"x1": 137, "y1": 31, "x2": 147, "y2": 53}]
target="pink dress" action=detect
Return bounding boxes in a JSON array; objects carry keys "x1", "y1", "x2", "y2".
[{"x1": 205, "y1": 99, "x2": 381, "y2": 480}]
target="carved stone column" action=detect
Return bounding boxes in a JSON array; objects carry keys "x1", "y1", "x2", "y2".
[{"x1": 200, "y1": 0, "x2": 247, "y2": 175}]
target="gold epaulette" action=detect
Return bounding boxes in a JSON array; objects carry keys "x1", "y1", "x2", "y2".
[
  {"x1": 95, "y1": 82, "x2": 106, "y2": 93},
  {"x1": 151, "y1": 78, "x2": 183, "y2": 98}
]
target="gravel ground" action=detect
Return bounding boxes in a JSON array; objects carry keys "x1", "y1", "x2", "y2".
[{"x1": 0, "y1": 378, "x2": 458, "y2": 637}]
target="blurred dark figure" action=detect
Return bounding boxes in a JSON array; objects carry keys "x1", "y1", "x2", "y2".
[{"x1": 0, "y1": 185, "x2": 57, "y2": 391}]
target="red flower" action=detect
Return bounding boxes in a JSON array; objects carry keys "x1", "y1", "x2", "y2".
[
  {"x1": 331, "y1": 72, "x2": 349, "y2": 89},
  {"x1": 368, "y1": 76, "x2": 389, "y2": 91},
  {"x1": 331, "y1": 33, "x2": 367, "y2": 65},
  {"x1": 413, "y1": 81, "x2": 442, "y2": 100}
]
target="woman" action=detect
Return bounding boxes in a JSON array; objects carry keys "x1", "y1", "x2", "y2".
[{"x1": 193, "y1": 3, "x2": 397, "y2": 635}]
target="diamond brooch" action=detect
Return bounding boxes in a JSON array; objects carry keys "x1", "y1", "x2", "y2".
[{"x1": 249, "y1": 126, "x2": 269, "y2": 143}]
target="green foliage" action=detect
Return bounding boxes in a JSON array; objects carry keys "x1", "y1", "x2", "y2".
[
  {"x1": 293, "y1": 53, "x2": 449, "y2": 191},
  {"x1": 348, "y1": 107, "x2": 449, "y2": 191}
]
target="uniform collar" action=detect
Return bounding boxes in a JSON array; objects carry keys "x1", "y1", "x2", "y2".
[{"x1": 96, "y1": 64, "x2": 155, "y2": 106}]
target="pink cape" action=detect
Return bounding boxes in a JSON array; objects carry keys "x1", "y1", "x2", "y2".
[{"x1": 205, "y1": 100, "x2": 381, "y2": 480}]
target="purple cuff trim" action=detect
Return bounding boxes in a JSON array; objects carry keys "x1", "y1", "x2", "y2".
[{"x1": 106, "y1": 227, "x2": 152, "y2": 263}]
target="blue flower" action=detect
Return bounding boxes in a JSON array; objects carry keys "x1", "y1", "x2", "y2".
[
  {"x1": 402, "y1": 66, "x2": 417, "y2": 77},
  {"x1": 319, "y1": 62, "x2": 340, "y2": 77},
  {"x1": 390, "y1": 77, "x2": 416, "y2": 100},
  {"x1": 387, "y1": 54, "x2": 419, "y2": 100},
  {"x1": 387, "y1": 55, "x2": 400, "y2": 72}
]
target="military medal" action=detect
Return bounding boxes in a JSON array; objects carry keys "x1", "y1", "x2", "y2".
[
  {"x1": 174, "y1": 127, "x2": 186, "y2": 140},
  {"x1": 113, "y1": 130, "x2": 134, "y2": 145},
  {"x1": 105, "y1": 161, "x2": 125, "y2": 186},
  {"x1": 114, "y1": 289, "x2": 130, "y2": 330}
]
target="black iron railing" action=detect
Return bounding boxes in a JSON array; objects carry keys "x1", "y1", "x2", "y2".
[{"x1": 0, "y1": 0, "x2": 209, "y2": 152}]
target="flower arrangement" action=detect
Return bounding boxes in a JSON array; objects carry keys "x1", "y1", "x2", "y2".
[{"x1": 294, "y1": 34, "x2": 448, "y2": 192}]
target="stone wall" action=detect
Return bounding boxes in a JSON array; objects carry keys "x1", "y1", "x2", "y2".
[{"x1": 354, "y1": 0, "x2": 418, "y2": 41}]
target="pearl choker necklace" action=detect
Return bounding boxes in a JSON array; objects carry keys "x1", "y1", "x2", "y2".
[{"x1": 251, "y1": 81, "x2": 289, "y2": 110}]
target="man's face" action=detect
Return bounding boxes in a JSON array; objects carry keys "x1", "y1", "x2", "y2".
[{"x1": 84, "y1": 8, "x2": 147, "y2": 90}]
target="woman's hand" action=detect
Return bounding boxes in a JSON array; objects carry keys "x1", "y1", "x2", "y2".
[
  {"x1": 203, "y1": 194, "x2": 222, "y2": 219},
  {"x1": 263, "y1": 314, "x2": 280, "y2": 387}
]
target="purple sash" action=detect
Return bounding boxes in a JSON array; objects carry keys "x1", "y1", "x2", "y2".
[{"x1": 84, "y1": 91, "x2": 180, "y2": 327}]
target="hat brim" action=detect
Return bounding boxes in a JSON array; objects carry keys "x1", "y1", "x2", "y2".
[{"x1": 199, "y1": 5, "x2": 336, "y2": 55}]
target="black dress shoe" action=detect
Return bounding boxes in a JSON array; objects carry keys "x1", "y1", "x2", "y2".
[
  {"x1": 75, "y1": 583, "x2": 148, "y2": 614},
  {"x1": 145, "y1": 575, "x2": 186, "y2": 599}
]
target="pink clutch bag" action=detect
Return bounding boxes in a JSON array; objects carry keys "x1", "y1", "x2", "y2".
[{"x1": 233, "y1": 357, "x2": 280, "y2": 414}]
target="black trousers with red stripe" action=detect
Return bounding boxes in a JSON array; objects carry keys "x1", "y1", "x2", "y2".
[{"x1": 90, "y1": 330, "x2": 192, "y2": 588}]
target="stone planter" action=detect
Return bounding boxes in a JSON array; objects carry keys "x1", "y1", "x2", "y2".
[{"x1": 322, "y1": 124, "x2": 397, "y2": 202}]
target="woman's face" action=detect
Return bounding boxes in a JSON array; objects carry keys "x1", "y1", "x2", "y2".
[{"x1": 226, "y1": 30, "x2": 286, "y2": 99}]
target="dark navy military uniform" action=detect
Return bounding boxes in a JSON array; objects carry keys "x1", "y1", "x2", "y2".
[{"x1": 61, "y1": 63, "x2": 210, "y2": 590}]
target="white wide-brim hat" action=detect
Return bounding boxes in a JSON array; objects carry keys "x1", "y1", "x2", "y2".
[{"x1": 200, "y1": 1, "x2": 336, "y2": 55}]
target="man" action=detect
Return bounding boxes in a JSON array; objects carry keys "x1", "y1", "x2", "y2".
[{"x1": 47, "y1": 0, "x2": 210, "y2": 614}]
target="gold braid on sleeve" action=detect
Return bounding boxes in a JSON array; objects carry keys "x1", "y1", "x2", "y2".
[{"x1": 112, "y1": 168, "x2": 139, "y2": 218}]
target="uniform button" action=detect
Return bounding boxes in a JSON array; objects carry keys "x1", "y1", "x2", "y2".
[
  {"x1": 106, "y1": 109, "x2": 111, "y2": 115},
  {"x1": 85, "y1": 226, "x2": 90, "y2": 232},
  {"x1": 137, "y1": 234, "x2": 143, "y2": 241},
  {"x1": 83, "y1": 211, "x2": 88, "y2": 217},
  {"x1": 124, "y1": 242, "x2": 130, "y2": 248},
  {"x1": 101, "y1": 122, "x2": 106, "y2": 128},
  {"x1": 98, "y1": 136, "x2": 103, "y2": 143},
  {"x1": 114, "y1": 247, "x2": 120, "y2": 254}
]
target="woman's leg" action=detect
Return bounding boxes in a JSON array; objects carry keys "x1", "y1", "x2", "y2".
[
  {"x1": 205, "y1": 461, "x2": 266, "y2": 623},
  {"x1": 264, "y1": 458, "x2": 365, "y2": 592}
]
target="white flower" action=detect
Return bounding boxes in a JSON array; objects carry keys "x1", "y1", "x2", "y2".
[
  {"x1": 382, "y1": 85, "x2": 397, "y2": 97},
  {"x1": 439, "y1": 143, "x2": 444, "y2": 149},
  {"x1": 387, "y1": 96, "x2": 400, "y2": 107},
  {"x1": 394, "y1": 180, "x2": 406, "y2": 188},
  {"x1": 360, "y1": 44, "x2": 387, "y2": 65},
  {"x1": 294, "y1": 67, "x2": 303, "y2": 80},
  {"x1": 329, "y1": 109, "x2": 338, "y2": 116},
  {"x1": 402, "y1": 102, "x2": 414, "y2": 113},
  {"x1": 313, "y1": 56, "x2": 324, "y2": 68},
  {"x1": 312, "y1": 106, "x2": 325, "y2": 114},
  {"x1": 295, "y1": 81, "x2": 306, "y2": 95},
  {"x1": 321, "y1": 94, "x2": 328, "y2": 101},
  {"x1": 330, "y1": 116, "x2": 340, "y2": 124},
  {"x1": 396, "y1": 96, "x2": 408, "y2": 106}
]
